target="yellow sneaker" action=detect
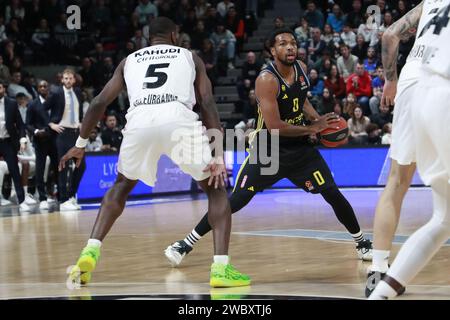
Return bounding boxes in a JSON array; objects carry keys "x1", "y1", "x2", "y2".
[
  {"x1": 210, "y1": 263, "x2": 251, "y2": 288},
  {"x1": 69, "y1": 245, "x2": 100, "y2": 286}
]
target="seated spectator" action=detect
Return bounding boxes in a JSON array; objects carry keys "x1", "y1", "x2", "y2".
[
  {"x1": 346, "y1": 62, "x2": 372, "y2": 115},
  {"x1": 324, "y1": 65, "x2": 346, "y2": 99},
  {"x1": 313, "y1": 51, "x2": 334, "y2": 79},
  {"x1": 86, "y1": 128, "x2": 104, "y2": 152},
  {"x1": 343, "y1": 92, "x2": 358, "y2": 120},
  {"x1": 352, "y1": 34, "x2": 369, "y2": 60},
  {"x1": 294, "y1": 17, "x2": 311, "y2": 48},
  {"x1": 308, "y1": 28, "x2": 326, "y2": 62},
  {"x1": 333, "y1": 99, "x2": 344, "y2": 117},
  {"x1": 78, "y1": 57, "x2": 98, "y2": 91},
  {"x1": 321, "y1": 23, "x2": 334, "y2": 46},
  {"x1": 31, "y1": 18, "x2": 52, "y2": 64},
  {"x1": 210, "y1": 21, "x2": 236, "y2": 70},
  {"x1": 337, "y1": 44, "x2": 358, "y2": 81},
  {"x1": 226, "y1": 7, "x2": 245, "y2": 49},
  {"x1": 381, "y1": 123, "x2": 392, "y2": 145},
  {"x1": 5, "y1": 0, "x2": 26, "y2": 24},
  {"x1": 217, "y1": 0, "x2": 235, "y2": 18},
  {"x1": 131, "y1": 29, "x2": 149, "y2": 50},
  {"x1": 135, "y1": 0, "x2": 158, "y2": 26},
  {"x1": 316, "y1": 87, "x2": 335, "y2": 115},
  {"x1": 0, "y1": 16, "x2": 7, "y2": 43},
  {"x1": 392, "y1": 0, "x2": 409, "y2": 21},
  {"x1": 204, "y1": 6, "x2": 221, "y2": 33},
  {"x1": 235, "y1": 89, "x2": 257, "y2": 135},
  {"x1": 379, "y1": 11, "x2": 394, "y2": 32},
  {"x1": 297, "y1": 47, "x2": 312, "y2": 70},
  {"x1": 357, "y1": 14, "x2": 378, "y2": 43},
  {"x1": 369, "y1": 86, "x2": 383, "y2": 116},
  {"x1": 341, "y1": 23, "x2": 357, "y2": 49},
  {"x1": 366, "y1": 123, "x2": 382, "y2": 144},
  {"x1": 0, "y1": 56, "x2": 10, "y2": 81},
  {"x1": 191, "y1": 20, "x2": 209, "y2": 51},
  {"x1": 326, "y1": 4, "x2": 345, "y2": 33},
  {"x1": 101, "y1": 113, "x2": 123, "y2": 152},
  {"x1": 194, "y1": 0, "x2": 209, "y2": 20},
  {"x1": 304, "y1": 1, "x2": 324, "y2": 29},
  {"x1": 370, "y1": 103, "x2": 393, "y2": 129},
  {"x1": 242, "y1": 51, "x2": 261, "y2": 88},
  {"x1": 198, "y1": 39, "x2": 218, "y2": 85},
  {"x1": 7, "y1": 71, "x2": 31, "y2": 99},
  {"x1": 372, "y1": 65, "x2": 385, "y2": 89},
  {"x1": 273, "y1": 17, "x2": 285, "y2": 29},
  {"x1": 347, "y1": 0, "x2": 364, "y2": 30},
  {"x1": 308, "y1": 68, "x2": 324, "y2": 97},
  {"x1": 363, "y1": 47, "x2": 379, "y2": 77},
  {"x1": 348, "y1": 106, "x2": 370, "y2": 145}
]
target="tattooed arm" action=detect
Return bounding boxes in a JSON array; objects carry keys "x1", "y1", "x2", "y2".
[{"x1": 381, "y1": 1, "x2": 423, "y2": 107}]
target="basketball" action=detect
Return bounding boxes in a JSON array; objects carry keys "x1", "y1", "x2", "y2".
[{"x1": 320, "y1": 117, "x2": 349, "y2": 148}]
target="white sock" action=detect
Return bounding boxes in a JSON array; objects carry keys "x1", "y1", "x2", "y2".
[
  {"x1": 24, "y1": 186, "x2": 28, "y2": 194},
  {"x1": 371, "y1": 250, "x2": 390, "y2": 273},
  {"x1": 214, "y1": 255, "x2": 229, "y2": 264},
  {"x1": 368, "y1": 280, "x2": 398, "y2": 300},
  {"x1": 87, "y1": 239, "x2": 102, "y2": 248},
  {"x1": 184, "y1": 229, "x2": 202, "y2": 247}
]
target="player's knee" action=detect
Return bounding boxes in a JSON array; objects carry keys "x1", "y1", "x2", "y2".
[
  {"x1": 388, "y1": 165, "x2": 413, "y2": 191},
  {"x1": 229, "y1": 191, "x2": 254, "y2": 213}
]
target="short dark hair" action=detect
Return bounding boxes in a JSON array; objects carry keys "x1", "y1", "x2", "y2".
[
  {"x1": 268, "y1": 27, "x2": 297, "y2": 47},
  {"x1": 16, "y1": 92, "x2": 27, "y2": 99},
  {"x1": 149, "y1": 17, "x2": 177, "y2": 39}
]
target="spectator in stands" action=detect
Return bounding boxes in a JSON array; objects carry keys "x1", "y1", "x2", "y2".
[
  {"x1": 5, "y1": 0, "x2": 26, "y2": 24},
  {"x1": 352, "y1": 34, "x2": 368, "y2": 60},
  {"x1": 308, "y1": 28, "x2": 326, "y2": 63},
  {"x1": 370, "y1": 103, "x2": 393, "y2": 130},
  {"x1": 91, "y1": 0, "x2": 112, "y2": 27},
  {"x1": 313, "y1": 52, "x2": 333, "y2": 79},
  {"x1": 371, "y1": 65, "x2": 385, "y2": 89},
  {"x1": 343, "y1": 92, "x2": 358, "y2": 120},
  {"x1": 348, "y1": 106, "x2": 370, "y2": 145},
  {"x1": 392, "y1": 0, "x2": 409, "y2": 21},
  {"x1": 204, "y1": 6, "x2": 220, "y2": 33},
  {"x1": 100, "y1": 57, "x2": 115, "y2": 88},
  {"x1": 7, "y1": 72, "x2": 31, "y2": 99},
  {"x1": 198, "y1": 39, "x2": 218, "y2": 85},
  {"x1": 0, "y1": 56, "x2": 10, "y2": 81},
  {"x1": 31, "y1": 18, "x2": 52, "y2": 64},
  {"x1": 131, "y1": 29, "x2": 149, "y2": 50},
  {"x1": 294, "y1": 17, "x2": 311, "y2": 48},
  {"x1": 195, "y1": 0, "x2": 209, "y2": 20},
  {"x1": 321, "y1": 23, "x2": 334, "y2": 47},
  {"x1": 333, "y1": 99, "x2": 343, "y2": 118},
  {"x1": 366, "y1": 123, "x2": 382, "y2": 144},
  {"x1": 326, "y1": 4, "x2": 345, "y2": 33},
  {"x1": 381, "y1": 123, "x2": 392, "y2": 145},
  {"x1": 226, "y1": 7, "x2": 245, "y2": 50},
  {"x1": 235, "y1": 89, "x2": 257, "y2": 133},
  {"x1": 347, "y1": 0, "x2": 364, "y2": 30},
  {"x1": 101, "y1": 113, "x2": 123, "y2": 152},
  {"x1": 191, "y1": 20, "x2": 209, "y2": 51},
  {"x1": 78, "y1": 57, "x2": 98, "y2": 91},
  {"x1": 210, "y1": 21, "x2": 237, "y2": 70},
  {"x1": 135, "y1": 0, "x2": 158, "y2": 25},
  {"x1": 357, "y1": 14, "x2": 378, "y2": 44},
  {"x1": 273, "y1": 17, "x2": 285, "y2": 29},
  {"x1": 316, "y1": 87, "x2": 334, "y2": 115},
  {"x1": 304, "y1": 1, "x2": 324, "y2": 29},
  {"x1": 324, "y1": 65, "x2": 346, "y2": 99},
  {"x1": 0, "y1": 16, "x2": 7, "y2": 43},
  {"x1": 379, "y1": 11, "x2": 394, "y2": 32},
  {"x1": 2, "y1": 41, "x2": 18, "y2": 69},
  {"x1": 369, "y1": 66, "x2": 385, "y2": 115},
  {"x1": 337, "y1": 44, "x2": 358, "y2": 81},
  {"x1": 86, "y1": 128, "x2": 104, "y2": 152},
  {"x1": 346, "y1": 62, "x2": 372, "y2": 115},
  {"x1": 116, "y1": 41, "x2": 136, "y2": 63},
  {"x1": 308, "y1": 68, "x2": 324, "y2": 98},
  {"x1": 363, "y1": 46, "x2": 378, "y2": 77},
  {"x1": 182, "y1": 9, "x2": 198, "y2": 35},
  {"x1": 242, "y1": 51, "x2": 261, "y2": 88},
  {"x1": 341, "y1": 23, "x2": 357, "y2": 49},
  {"x1": 217, "y1": 0, "x2": 235, "y2": 18}
]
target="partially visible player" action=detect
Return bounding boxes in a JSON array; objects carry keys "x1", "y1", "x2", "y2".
[
  {"x1": 370, "y1": 1, "x2": 450, "y2": 299},
  {"x1": 62, "y1": 17, "x2": 250, "y2": 288},
  {"x1": 365, "y1": 1, "x2": 435, "y2": 297},
  {"x1": 165, "y1": 28, "x2": 373, "y2": 267}
]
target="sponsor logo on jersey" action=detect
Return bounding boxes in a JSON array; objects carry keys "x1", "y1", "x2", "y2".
[
  {"x1": 247, "y1": 186, "x2": 255, "y2": 192},
  {"x1": 241, "y1": 175, "x2": 248, "y2": 188},
  {"x1": 133, "y1": 94, "x2": 179, "y2": 107},
  {"x1": 282, "y1": 94, "x2": 289, "y2": 99}
]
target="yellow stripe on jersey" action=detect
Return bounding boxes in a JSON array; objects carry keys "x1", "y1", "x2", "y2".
[{"x1": 248, "y1": 107, "x2": 264, "y2": 145}]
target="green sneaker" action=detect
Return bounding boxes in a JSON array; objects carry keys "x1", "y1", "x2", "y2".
[
  {"x1": 69, "y1": 245, "x2": 100, "y2": 286},
  {"x1": 210, "y1": 263, "x2": 251, "y2": 288}
]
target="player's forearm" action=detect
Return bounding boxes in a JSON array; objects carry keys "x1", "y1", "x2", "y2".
[
  {"x1": 199, "y1": 94, "x2": 222, "y2": 132},
  {"x1": 79, "y1": 96, "x2": 108, "y2": 139},
  {"x1": 303, "y1": 99, "x2": 320, "y2": 121},
  {"x1": 381, "y1": 32, "x2": 401, "y2": 81}
]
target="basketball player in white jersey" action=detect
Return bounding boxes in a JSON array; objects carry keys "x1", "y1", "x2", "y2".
[
  {"x1": 370, "y1": 1, "x2": 450, "y2": 299},
  {"x1": 61, "y1": 17, "x2": 251, "y2": 288},
  {"x1": 365, "y1": 0, "x2": 448, "y2": 297}
]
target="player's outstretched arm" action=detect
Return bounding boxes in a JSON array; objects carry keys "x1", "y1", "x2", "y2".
[
  {"x1": 381, "y1": 1, "x2": 423, "y2": 106},
  {"x1": 255, "y1": 73, "x2": 337, "y2": 137},
  {"x1": 59, "y1": 59, "x2": 126, "y2": 170}
]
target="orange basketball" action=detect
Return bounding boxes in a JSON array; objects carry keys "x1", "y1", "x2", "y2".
[{"x1": 320, "y1": 117, "x2": 349, "y2": 148}]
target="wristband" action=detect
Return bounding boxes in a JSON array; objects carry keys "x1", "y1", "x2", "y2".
[{"x1": 75, "y1": 136, "x2": 88, "y2": 148}]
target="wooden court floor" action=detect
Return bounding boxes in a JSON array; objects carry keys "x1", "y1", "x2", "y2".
[{"x1": 0, "y1": 188, "x2": 448, "y2": 300}]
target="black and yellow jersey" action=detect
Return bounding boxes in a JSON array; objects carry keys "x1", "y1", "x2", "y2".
[{"x1": 250, "y1": 60, "x2": 311, "y2": 148}]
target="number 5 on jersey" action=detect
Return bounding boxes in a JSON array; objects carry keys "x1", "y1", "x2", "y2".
[{"x1": 143, "y1": 63, "x2": 170, "y2": 89}]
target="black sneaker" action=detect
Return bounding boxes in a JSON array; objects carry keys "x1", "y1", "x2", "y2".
[
  {"x1": 356, "y1": 239, "x2": 373, "y2": 261},
  {"x1": 164, "y1": 240, "x2": 193, "y2": 267},
  {"x1": 365, "y1": 270, "x2": 406, "y2": 298}
]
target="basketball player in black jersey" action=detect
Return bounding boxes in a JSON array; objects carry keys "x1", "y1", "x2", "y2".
[{"x1": 165, "y1": 28, "x2": 373, "y2": 266}]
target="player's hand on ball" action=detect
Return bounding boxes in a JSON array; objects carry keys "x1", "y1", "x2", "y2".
[
  {"x1": 59, "y1": 147, "x2": 86, "y2": 171},
  {"x1": 204, "y1": 157, "x2": 228, "y2": 189},
  {"x1": 313, "y1": 113, "x2": 340, "y2": 132}
]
